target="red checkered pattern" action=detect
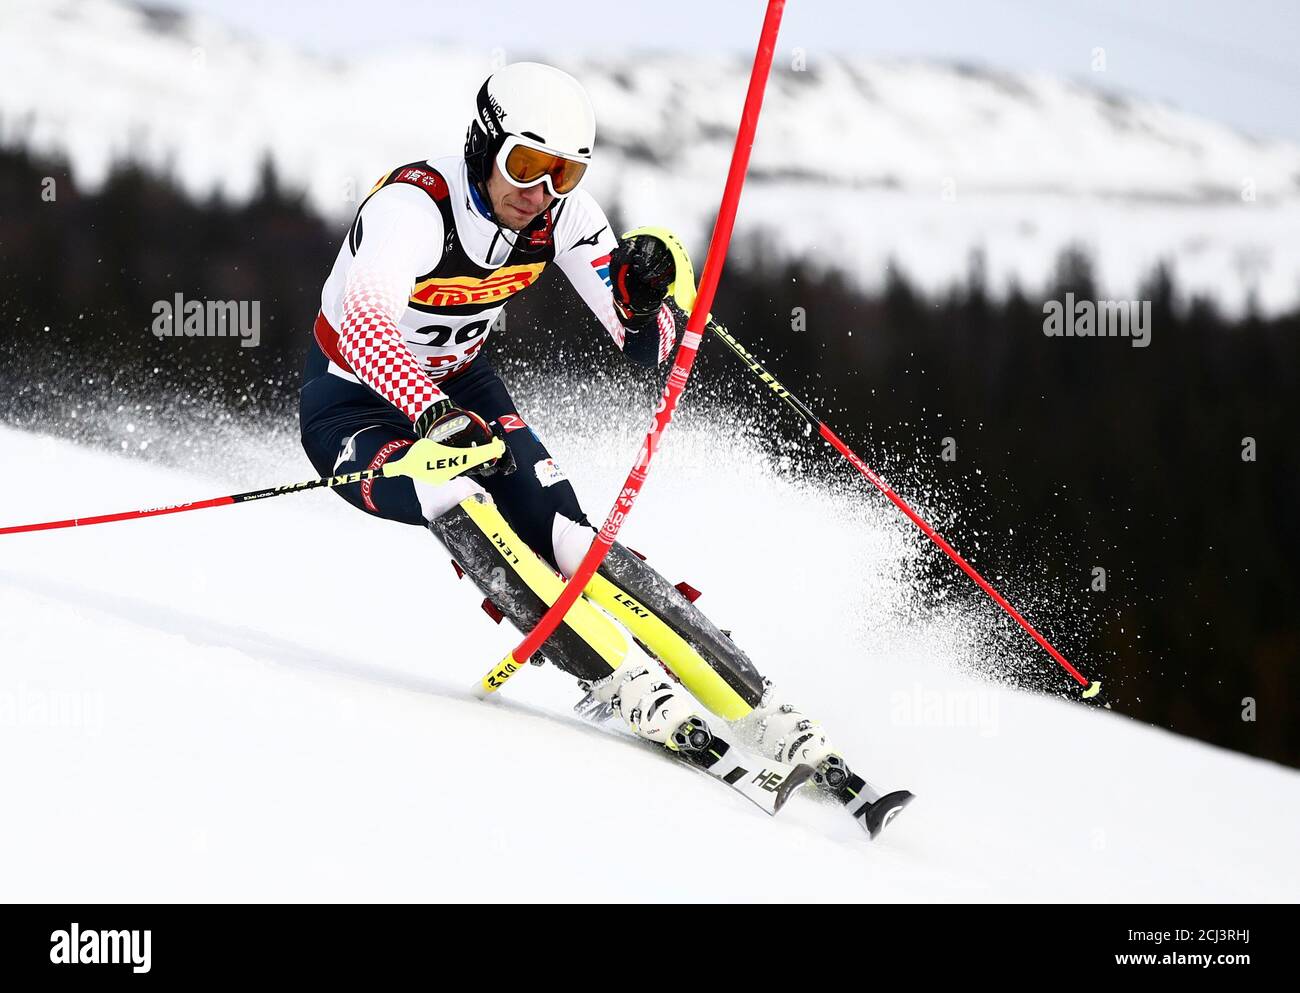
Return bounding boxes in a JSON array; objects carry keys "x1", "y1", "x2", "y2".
[
  {"x1": 592, "y1": 296, "x2": 679, "y2": 362},
  {"x1": 655, "y1": 302, "x2": 677, "y2": 364},
  {"x1": 592, "y1": 293, "x2": 626, "y2": 349},
  {"x1": 336, "y1": 267, "x2": 445, "y2": 422}
]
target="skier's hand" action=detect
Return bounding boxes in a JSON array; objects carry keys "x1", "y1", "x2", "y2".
[
  {"x1": 480, "y1": 420, "x2": 517, "y2": 478},
  {"x1": 609, "y1": 234, "x2": 675, "y2": 328},
  {"x1": 414, "y1": 402, "x2": 515, "y2": 479}
]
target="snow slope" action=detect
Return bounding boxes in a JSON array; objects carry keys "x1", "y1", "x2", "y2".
[
  {"x1": 2, "y1": 423, "x2": 1298, "y2": 902},
  {"x1": 4, "y1": 0, "x2": 1299, "y2": 312}
]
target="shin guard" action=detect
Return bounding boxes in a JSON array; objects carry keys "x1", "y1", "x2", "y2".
[
  {"x1": 429, "y1": 495, "x2": 627, "y2": 683},
  {"x1": 584, "y1": 544, "x2": 767, "y2": 720}
]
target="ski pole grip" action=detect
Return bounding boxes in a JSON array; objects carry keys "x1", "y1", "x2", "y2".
[
  {"x1": 382, "y1": 437, "x2": 505, "y2": 486},
  {"x1": 621, "y1": 225, "x2": 706, "y2": 318}
]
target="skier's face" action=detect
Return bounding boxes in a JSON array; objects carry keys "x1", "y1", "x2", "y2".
[{"x1": 487, "y1": 161, "x2": 554, "y2": 231}]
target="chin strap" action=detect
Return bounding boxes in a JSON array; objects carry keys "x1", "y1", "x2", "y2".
[{"x1": 465, "y1": 167, "x2": 566, "y2": 258}]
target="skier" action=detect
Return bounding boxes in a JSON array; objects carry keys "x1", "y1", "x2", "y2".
[{"x1": 299, "y1": 62, "x2": 839, "y2": 773}]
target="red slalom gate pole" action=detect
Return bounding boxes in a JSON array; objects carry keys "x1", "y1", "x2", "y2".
[
  {"x1": 472, "y1": 0, "x2": 786, "y2": 697},
  {"x1": 704, "y1": 319, "x2": 1100, "y2": 696}
]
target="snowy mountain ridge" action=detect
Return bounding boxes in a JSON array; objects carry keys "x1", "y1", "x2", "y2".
[{"x1": 4, "y1": 0, "x2": 1299, "y2": 311}]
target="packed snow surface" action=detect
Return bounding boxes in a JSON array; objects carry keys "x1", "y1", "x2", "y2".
[{"x1": 2, "y1": 424, "x2": 1297, "y2": 901}]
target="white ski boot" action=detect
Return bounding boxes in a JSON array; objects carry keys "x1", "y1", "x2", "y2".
[
  {"x1": 590, "y1": 660, "x2": 695, "y2": 745},
  {"x1": 751, "y1": 683, "x2": 837, "y2": 768}
]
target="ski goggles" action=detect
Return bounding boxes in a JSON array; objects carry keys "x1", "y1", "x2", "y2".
[{"x1": 496, "y1": 135, "x2": 589, "y2": 199}]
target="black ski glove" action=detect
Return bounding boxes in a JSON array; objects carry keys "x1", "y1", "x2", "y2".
[
  {"x1": 414, "y1": 401, "x2": 516, "y2": 479},
  {"x1": 608, "y1": 234, "x2": 675, "y2": 330}
]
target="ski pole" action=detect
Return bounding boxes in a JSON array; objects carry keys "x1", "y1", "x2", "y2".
[
  {"x1": 471, "y1": 0, "x2": 787, "y2": 698},
  {"x1": 589, "y1": 220, "x2": 1098, "y2": 698},
  {"x1": 0, "y1": 436, "x2": 505, "y2": 536},
  {"x1": 706, "y1": 316, "x2": 1099, "y2": 697},
  {"x1": 621, "y1": 212, "x2": 1104, "y2": 697}
]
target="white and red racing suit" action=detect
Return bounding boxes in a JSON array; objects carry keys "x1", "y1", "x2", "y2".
[{"x1": 315, "y1": 155, "x2": 678, "y2": 425}]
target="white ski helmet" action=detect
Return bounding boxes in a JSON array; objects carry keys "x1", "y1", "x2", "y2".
[{"x1": 464, "y1": 62, "x2": 596, "y2": 199}]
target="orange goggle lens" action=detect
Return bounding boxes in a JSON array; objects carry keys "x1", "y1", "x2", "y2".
[{"x1": 502, "y1": 143, "x2": 588, "y2": 195}]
